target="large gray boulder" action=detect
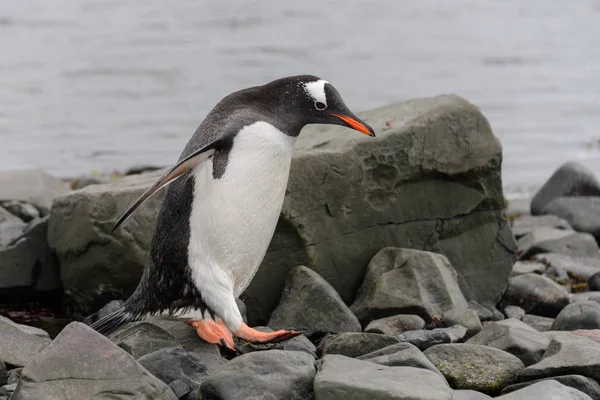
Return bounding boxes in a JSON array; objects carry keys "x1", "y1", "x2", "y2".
[
  {"x1": 0, "y1": 169, "x2": 69, "y2": 213},
  {"x1": 544, "y1": 197, "x2": 600, "y2": 242},
  {"x1": 530, "y1": 162, "x2": 600, "y2": 216},
  {"x1": 48, "y1": 95, "x2": 517, "y2": 321},
  {"x1": 351, "y1": 248, "x2": 468, "y2": 324},
  {"x1": 502, "y1": 375, "x2": 600, "y2": 399},
  {"x1": 10, "y1": 322, "x2": 177, "y2": 400},
  {"x1": 501, "y1": 273, "x2": 570, "y2": 317},
  {"x1": 0, "y1": 317, "x2": 51, "y2": 367}
]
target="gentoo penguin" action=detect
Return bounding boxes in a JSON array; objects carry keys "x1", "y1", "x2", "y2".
[{"x1": 91, "y1": 75, "x2": 375, "y2": 350}]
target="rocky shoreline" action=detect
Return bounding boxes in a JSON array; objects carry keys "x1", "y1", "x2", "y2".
[{"x1": 2, "y1": 94, "x2": 600, "y2": 399}]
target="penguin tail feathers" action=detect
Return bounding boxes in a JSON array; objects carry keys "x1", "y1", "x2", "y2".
[{"x1": 89, "y1": 304, "x2": 140, "y2": 336}]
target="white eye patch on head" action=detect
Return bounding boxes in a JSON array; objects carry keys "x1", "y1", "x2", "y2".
[{"x1": 302, "y1": 79, "x2": 329, "y2": 107}]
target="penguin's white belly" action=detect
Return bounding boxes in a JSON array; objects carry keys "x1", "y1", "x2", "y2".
[{"x1": 188, "y1": 121, "x2": 295, "y2": 297}]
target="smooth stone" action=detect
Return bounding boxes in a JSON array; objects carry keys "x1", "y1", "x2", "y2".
[
  {"x1": 364, "y1": 314, "x2": 426, "y2": 335},
  {"x1": 501, "y1": 273, "x2": 570, "y2": 317},
  {"x1": 351, "y1": 248, "x2": 468, "y2": 324},
  {"x1": 451, "y1": 390, "x2": 492, "y2": 400},
  {"x1": 357, "y1": 342, "x2": 445, "y2": 380},
  {"x1": 466, "y1": 319, "x2": 550, "y2": 366},
  {"x1": 0, "y1": 316, "x2": 50, "y2": 339},
  {"x1": 0, "y1": 168, "x2": 69, "y2": 212},
  {"x1": 504, "y1": 305, "x2": 526, "y2": 320},
  {"x1": 534, "y1": 253, "x2": 600, "y2": 280},
  {"x1": 530, "y1": 162, "x2": 600, "y2": 216},
  {"x1": 268, "y1": 265, "x2": 361, "y2": 334},
  {"x1": 517, "y1": 228, "x2": 599, "y2": 260},
  {"x1": 0, "y1": 318, "x2": 51, "y2": 367},
  {"x1": 571, "y1": 292, "x2": 600, "y2": 304},
  {"x1": 511, "y1": 261, "x2": 546, "y2": 277},
  {"x1": 551, "y1": 301, "x2": 600, "y2": 331},
  {"x1": 424, "y1": 343, "x2": 524, "y2": 395},
  {"x1": 110, "y1": 322, "x2": 181, "y2": 359},
  {"x1": 0, "y1": 201, "x2": 40, "y2": 223},
  {"x1": 318, "y1": 332, "x2": 399, "y2": 358},
  {"x1": 200, "y1": 350, "x2": 316, "y2": 400},
  {"x1": 502, "y1": 375, "x2": 600, "y2": 399},
  {"x1": 167, "y1": 379, "x2": 190, "y2": 399},
  {"x1": 237, "y1": 326, "x2": 317, "y2": 358},
  {"x1": 10, "y1": 322, "x2": 176, "y2": 400},
  {"x1": 522, "y1": 314, "x2": 555, "y2": 332},
  {"x1": 314, "y1": 354, "x2": 452, "y2": 400},
  {"x1": 498, "y1": 380, "x2": 592, "y2": 399},
  {"x1": 442, "y1": 308, "x2": 482, "y2": 338},
  {"x1": 511, "y1": 215, "x2": 572, "y2": 238},
  {"x1": 397, "y1": 325, "x2": 468, "y2": 351},
  {"x1": 519, "y1": 332, "x2": 600, "y2": 381},
  {"x1": 137, "y1": 346, "x2": 226, "y2": 394},
  {"x1": 590, "y1": 272, "x2": 600, "y2": 291},
  {"x1": 544, "y1": 197, "x2": 600, "y2": 242}
]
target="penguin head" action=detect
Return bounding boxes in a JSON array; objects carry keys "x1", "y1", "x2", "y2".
[{"x1": 259, "y1": 75, "x2": 376, "y2": 137}]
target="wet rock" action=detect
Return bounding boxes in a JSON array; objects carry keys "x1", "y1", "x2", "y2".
[
  {"x1": 357, "y1": 342, "x2": 445, "y2": 379},
  {"x1": 498, "y1": 380, "x2": 592, "y2": 400},
  {"x1": 517, "y1": 228, "x2": 599, "y2": 260},
  {"x1": 590, "y1": 273, "x2": 600, "y2": 291},
  {"x1": 82, "y1": 299, "x2": 124, "y2": 326},
  {"x1": 10, "y1": 322, "x2": 176, "y2": 400},
  {"x1": 167, "y1": 379, "x2": 189, "y2": 399},
  {"x1": 466, "y1": 319, "x2": 550, "y2": 366},
  {"x1": 511, "y1": 215, "x2": 572, "y2": 238},
  {"x1": 511, "y1": 261, "x2": 545, "y2": 277},
  {"x1": 268, "y1": 265, "x2": 361, "y2": 334},
  {"x1": 0, "y1": 217, "x2": 61, "y2": 293},
  {"x1": 501, "y1": 273, "x2": 570, "y2": 317},
  {"x1": 504, "y1": 305, "x2": 526, "y2": 320},
  {"x1": 397, "y1": 325, "x2": 468, "y2": 351},
  {"x1": 110, "y1": 322, "x2": 181, "y2": 359},
  {"x1": 501, "y1": 375, "x2": 600, "y2": 399},
  {"x1": 0, "y1": 201, "x2": 39, "y2": 223},
  {"x1": 0, "y1": 317, "x2": 51, "y2": 367},
  {"x1": 544, "y1": 197, "x2": 600, "y2": 242},
  {"x1": 237, "y1": 326, "x2": 317, "y2": 358},
  {"x1": 200, "y1": 350, "x2": 315, "y2": 400},
  {"x1": 145, "y1": 318, "x2": 220, "y2": 355},
  {"x1": 530, "y1": 162, "x2": 600, "y2": 216},
  {"x1": 351, "y1": 248, "x2": 468, "y2": 324},
  {"x1": 442, "y1": 308, "x2": 482, "y2": 338},
  {"x1": 0, "y1": 168, "x2": 69, "y2": 213},
  {"x1": 551, "y1": 301, "x2": 600, "y2": 331},
  {"x1": 534, "y1": 253, "x2": 600, "y2": 280},
  {"x1": 424, "y1": 344, "x2": 524, "y2": 395},
  {"x1": 0, "y1": 361, "x2": 6, "y2": 386},
  {"x1": 137, "y1": 346, "x2": 226, "y2": 394},
  {"x1": 364, "y1": 314, "x2": 426, "y2": 335},
  {"x1": 519, "y1": 332, "x2": 600, "y2": 381},
  {"x1": 318, "y1": 332, "x2": 399, "y2": 358},
  {"x1": 522, "y1": 314, "x2": 555, "y2": 332},
  {"x1": 314, "y1": 354, "x2": 451, "y2": 400},
  {"x1": 0, "y1": 316, "x2": 50, "y2": 339}
]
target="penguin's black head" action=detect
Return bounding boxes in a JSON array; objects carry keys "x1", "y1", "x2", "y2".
[{"x1": 259, "y1": 75, "x2": 376, "y2": 137}]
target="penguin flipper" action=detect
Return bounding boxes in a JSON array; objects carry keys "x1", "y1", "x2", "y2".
[{"x1": 110, "y1": 147, "x2": 213, "y2": 233}]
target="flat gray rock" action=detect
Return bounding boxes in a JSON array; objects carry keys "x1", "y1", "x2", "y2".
[
  {"x1": 544, "y1": 197, "x2": 600, "y2": 242},
  {"x1": 357, "y1": 342, "x2": 445, "y2": 380},
  {"x1": 318, "y1": 332, "x2": 399, "y2": 358},
  {"x1": 364, "y1": 314, "x2": 426, "y2": 335},
  {"x1": 530, "y1": 162, "x2": 600, "y2": 216},
  {"x1": 451, "y1": 390, "x2": 492, "y2": 400},
  {"x1": 517, "y1": 228, "x2": 599, "y2": 260},
  {"x1": 522, "y1": 314, "x2": 555, "y2": 332},
  {"x1": 268, "y1": 265, "x2": 361, "y2": 334},
  {"x1": 443, "y1": 308, "x2": 482, "y2": 338},
  {"x1": 534, "y1": 253, "x2": 600, "y2": 280},
  {"x1": 200, "y1": 350, "x2": 315, "y2": 400},
  {"x1": 466, "y1": 319, "x2": 550, "y2": 366},
  {"x1": 137, "y1": 346, "x2": 226, "y2": 394},
  {"x1": 0, "y1": 318, "x2": 51, "y2": 367},
  {"x1": 351, "y1": 248, "x2": 468, "y2": 324},
  {"x1": 110, "y1": 322, "x2": 181, "y2": 359},
  {"x1": 424, "y1": 343, "x2": 524, "y2": 395},
  {"x1": 10, "y1": 322, "x2": 176, "y2": 400},
  {"x1": 314, "y1": 354, "x2": 452, "y2": 400},
  {"x1": 551, "y1": 301, "x2": 600, "y2": 331},
  {"x1": 0, "y1": 316, "x2": 49, "y2": 339},
  {"x1": 511, "y1": 215, "x2": 572, "y2": 238},
  {"x1": 398, "y1": 325, "x2": 468, "y2": 351},
  {"x1": 571, "y1": 291, "x2": 600, "y2": 304},
  {"x1": 502, "y1": 375, "x2": 600, "y2": 399},
  {"x1": 496, "y1": 380, "x2": 592, "y2": 400},
  {"x1": 519, "y1": 332, "x2": 600, "y2": 381},
  {"x1": 0, "y1": 168, "x2": 69, "y2": 212},
  {"x1": 501, "y1": 273, "x2": 570, "y2": 317}
]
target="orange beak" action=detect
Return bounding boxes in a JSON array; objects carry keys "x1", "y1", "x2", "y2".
[{"x1": 332, "y1": 114, "x2": 376, "y2": 137}]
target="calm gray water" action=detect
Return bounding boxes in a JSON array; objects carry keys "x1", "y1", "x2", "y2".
[{"x1": 2, "y1": 0, "x2": 600, "y2": 191}]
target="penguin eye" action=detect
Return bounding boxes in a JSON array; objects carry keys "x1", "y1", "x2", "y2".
[{"x1": 314, "y1": 101, "x2": 327, "y2": 111}]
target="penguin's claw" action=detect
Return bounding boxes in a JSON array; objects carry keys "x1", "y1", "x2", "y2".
[
  {"x1": 233, "y1": 323, "x2": 303, "y2": 344},
  {"x1": 187, "y1": 319, "x2": 236, "y2": 351}
]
